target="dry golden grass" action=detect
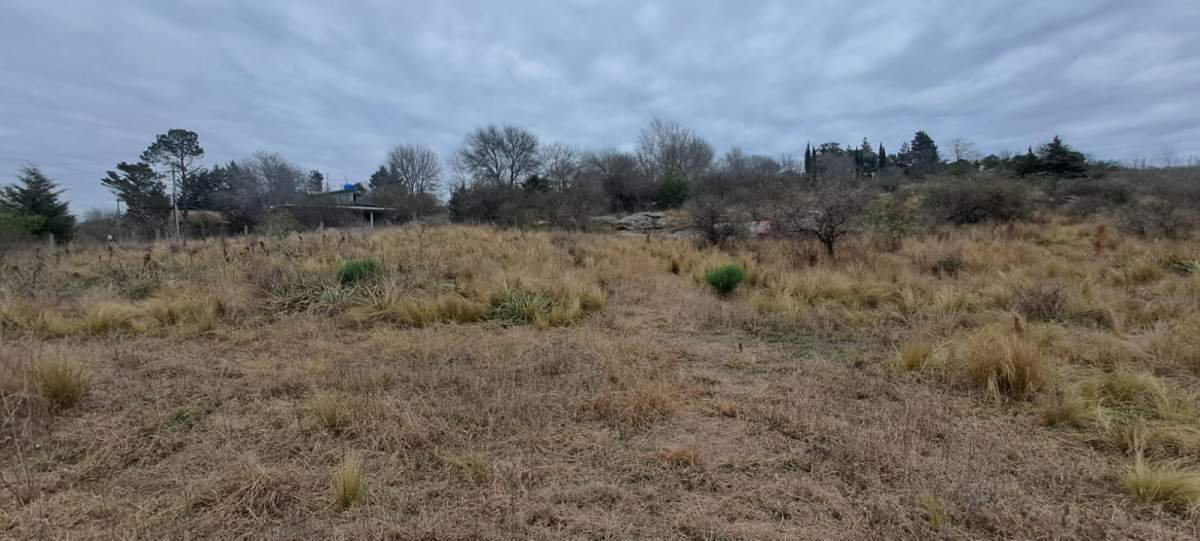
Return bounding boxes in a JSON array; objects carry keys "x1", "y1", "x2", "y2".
[
  {"x1": 332, "y1": 452, "x2": 364, "y2": 510},
  {"x1": 2, "y1": 223, "x2": 1199, "y2": 537},
  {"x1": 30, "y1": 353, "x2": 88, "y2": 410},
  {"x1": 1124, "y1": 454, "x2": 1200, "y2": 512},
  {"x1": 960, "y1": 323, "x2": 1055, "y2": 400}
]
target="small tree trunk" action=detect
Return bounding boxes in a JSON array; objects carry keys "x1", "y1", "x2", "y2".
[{"x1": 822, "y1": 238, "x2": 836, "y2": 259}]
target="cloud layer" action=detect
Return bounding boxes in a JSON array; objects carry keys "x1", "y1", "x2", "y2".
[{"x1": 2, "y1": 0, "x2": 1199, "y2": 209}]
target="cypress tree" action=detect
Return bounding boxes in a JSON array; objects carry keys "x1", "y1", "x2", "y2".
[{"x1": 803, "y1": 143, "x2": 813, "y2": 178}]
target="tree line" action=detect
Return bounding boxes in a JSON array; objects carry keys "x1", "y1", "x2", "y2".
[{"x1": 1, "y1": 118, "x2": 1194, "y2": 245}]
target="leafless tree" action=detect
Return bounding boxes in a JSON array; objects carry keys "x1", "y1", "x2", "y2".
[
  {"x1": 772, "y1": 182, "x2": 871, "y2": 259},
  {"x1": 637, "y1": 118, "x2": 713, "y2": 181},
  {"x1": 247, "y1": 151, "x2": 305, "y2": 206},
  {"x1": 385, "y1": 144, "x2": 441, "y2": 194},
  {"x1": 687, "y1": 195, "x2": 743, "y2": 246},
  {"x1": 948, "y1": 137, "x2": 979, "y2": 162},
  {"x1": 811, "y1": 152, "x2": 856, "y2": 181},
  {"x1": 457, "y1": 124, "x2": 540, "y2": 186},
  {"x1": 541, "y1": 143, "x2": 582, "y2": 191},
  {"x1": 1158, "y1": 146, "x2": 1178, "y2": 168}
]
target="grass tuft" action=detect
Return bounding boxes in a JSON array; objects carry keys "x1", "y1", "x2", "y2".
[
  {"x1": 32, "y1": 354, "x2": 89, "y2": 410},
  {"x1": 309, "y1": 391, "x2": 350, "y2": 433},
  {"x1": 1123, "y1": 454, "x2": 1200, "y2": 512},
  {"x1": 332, "y1": 452, "x2": 364, "y2": 510},
  {"x1": 962, "y1": 326, "x2": 1053, "y2": 400}
]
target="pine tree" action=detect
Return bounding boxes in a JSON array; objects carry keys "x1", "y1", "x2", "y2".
[
  {"x1": 1037, "y1": 135, "x2": 1087, "y2": 177},
  {"x1": 857, "y1": 137, "x2": 876, "y2": 175},
  {"x1": 1, "y1": 166, "x2": 76, "y2": 242},
  {"x1": 368, "y1": 165, "x2": 393, "y2": 190},
  {"x1": 1013, "y1": 147, "x2": 1041, "y2": 176},
  {"x1": 306, "y1": 170, "x2": 325, "y2": 193},
  {"x1": 101, "y1": 162, "x2": 171, "y2": 227},
  {"x1": 878, "y1": 143, "x2": 887, "y2": 170}
]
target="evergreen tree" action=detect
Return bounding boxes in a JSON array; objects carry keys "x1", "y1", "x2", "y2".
[
  {"x1": 0, "y1": 166, "x2": 76, "y2": 242},
  {"x1": 180, "y1": 166, "x2": 229, "y2": 211},
  {"x1": 140, "y1": 129, "x2": 204, "y2": 207},
  {"x1": 656, "y1": 169, "x2": 689, "y2": 208},
  {"x1": 306, "y1": 170, "x2": 325, "y2": 192},
  {"x1": 368, "y1": 165, "x2": 394, "y2": 190},
  {"x1": 909, "y1": 131, "x2": 940, "y2": 167},
  {"x1": 803, "y1": 143, "x2": 813, "y2": 179},
  {"x1": 857, "y1": 138, "x2": 877, "y2": 175},
  {"x1": 101, "y1": 162, "x2": 171, "y2": 227},
  {"x1": 1013, "y1": 147, "x2": 1042, "y2": 176},
  {"x1": 878, "y1": 143, "x2": 887, "y2": 170},
  {"x1": 1037, "y1": 135, "x2": 1087, "y2": 177}
]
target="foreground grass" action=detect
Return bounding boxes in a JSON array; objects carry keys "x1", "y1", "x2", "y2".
[{"x1": 1, "y1": 223, "x2": 1199, "y2": 538}]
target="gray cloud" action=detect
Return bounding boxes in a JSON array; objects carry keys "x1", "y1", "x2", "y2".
[{"x1": 2, "y1": 0, "x2": 1198, "y2": 210}]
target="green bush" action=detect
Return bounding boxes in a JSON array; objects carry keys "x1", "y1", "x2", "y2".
[
  {"x1": 491, "y1": 290, "x2": 554, "y2": 325},
  {"x1": 336, "y1": 259, "x2": 380, "y2": 285},
  {"x1": 705, "y1": 264, "x2": 746, "y2": 296}
]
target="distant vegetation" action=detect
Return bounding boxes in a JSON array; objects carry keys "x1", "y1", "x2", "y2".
[{"x1": 2, "y1": 121, "x2": 1198, "y2": 247}]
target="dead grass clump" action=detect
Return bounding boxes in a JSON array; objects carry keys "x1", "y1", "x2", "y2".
[
  {"x1": 1040, "y1": 392, "x2": 1099, "y2": 428},
  {"x1": 32, "y1": 354, "x2": 88, "y2": 410},
  {"x1": 309, "y1": 391, "x2": 351, "y2": 433},
  {"x1": 332, "y1": 452, "x2": 364, "y2": 510},
  {"x1": 77, "y1": 302, "x2": 144, "y2": 335},
  {"x1": 587, "y1": 380, "x2": 679, "y2": 427},
  {"x1": 1082, "y1": 372, "x2": 1178, "y2": 422},
  {"x1": 1123, "y1": 454, "x2": 1200, "y2": 512},
  {"x1": 188, "y1": 461, "x2": 304, "y2": 519},
  {"x1": 1011, "y1": 283, "x2": 1066, "y2": 322},
  {"x1": 437, "y1": 451, "x2": 493, "y2": 484},
  {"x1": 1112, "y1": 424, "x2": 1200, "y2": 458},
  {"x1": 897, "y1": 340, "x2": 934, "y2": 371},
  {"x1": 658, "y1": 442, "x2": 703, "y2": 467},
  {"x1": 961, "y1": 326, "x2": 1054, "y2": 400},
  {"x1": 930, "y1": 253, "x2": 965, "y2": 277}
]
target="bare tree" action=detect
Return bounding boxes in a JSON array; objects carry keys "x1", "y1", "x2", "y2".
[
  {"x1": 247, "y1": 151, "x2": 305, "y2": 206},
  {"x1": 637, "y1": 118, "x2": 713, "y2": 181},
  {"x1": 948, "y1": 137, "x2": 979, "y2": 162},
  {"x1": 584, "y1": 150, "x2": 649, "y2": 212},
  {"x1": 385, "y1": 144, "x2": 441, "y2": 194},
  {"x1": 457, "y1": 124, "x2": 540, "y2": 186},
  {"x1": 541, "y1": 143, "x2": 582, "y2": 191},
  {"x1": 1158, "y1": 146, "x2": 1178, "y2": 168},
  {"x1": 772, "y1": 182, "x2": 871, "y2": 259}
]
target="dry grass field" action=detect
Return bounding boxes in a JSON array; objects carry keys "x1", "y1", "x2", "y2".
[{"x1": 3, "y1": 223, "x2": 1200, "y2": 539}]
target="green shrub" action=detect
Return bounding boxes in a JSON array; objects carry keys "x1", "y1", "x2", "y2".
[
  {"x1": 336, "y1": 259, "x2": 379, "y2": 285},
  {"x1": 491, "y1": 290, "x2": 554, "y2": 325},
  {"x1": 705, "y1": 264, "x2": 746, "y2": 296}
]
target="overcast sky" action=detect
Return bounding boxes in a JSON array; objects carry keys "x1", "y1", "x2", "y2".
[{"x1": 2, "y1": 0, "x2": 1199, "y2": 211}]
